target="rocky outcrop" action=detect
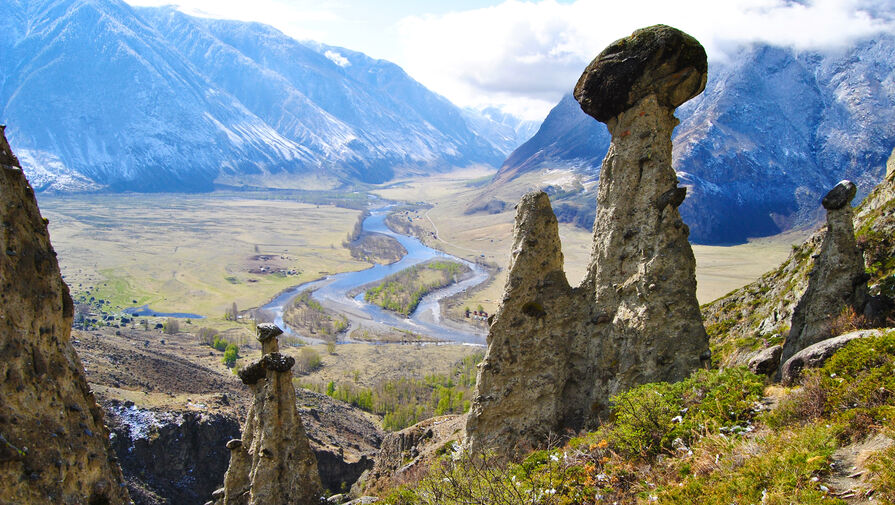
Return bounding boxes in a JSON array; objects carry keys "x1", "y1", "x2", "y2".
[
  {"x1": 781, "y1": 329, "x2": 883, "y2": 384},
  {"x1": 779, "y1": 181, "x2": 868, "y2": 372},
  {"x1": 0, "y1": 125, "x2": 131, "y2": 504},
  {"x1": 465, "y1": 25, "x2": 710, "y2": 453},
  {"x1": 105, "y1": 404, "x2": 240, "y2": 505},
  {"x1": 361, "y1": 415, "x2": 466, "y2": 496},
  {"x1": 214, "y1": 324, "x2": 322, "y2": 505}
]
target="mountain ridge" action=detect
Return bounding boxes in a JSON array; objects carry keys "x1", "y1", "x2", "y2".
[
  {"x1": 0, "y1": 0, "x2": 521, "y2": 192},
  {"x1": 495, "y1": 36, "x2": 895, "y2": 244}
]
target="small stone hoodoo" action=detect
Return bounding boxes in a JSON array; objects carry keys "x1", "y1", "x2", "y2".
[
  {"x1": 212, "y1": 323, "x2": 322, "y2": 505},
  {"x1": 0, "y1": 125, "x2": 131, "y2": 505},
  {"x1": 466, "y1": 25, "x2": 711, "y2": 453},
  {"x1": 778, "y1": 180, "x2": 868, "y2": 376}
]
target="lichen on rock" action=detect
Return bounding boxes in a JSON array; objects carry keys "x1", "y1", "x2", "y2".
[
  {"x1": 214, "y1": 324, "x2": 322, "y2": 505},
  {"x1": 465, "y1": 25, "x2": 710, "y2": 454},
  {"x1": 0, "y1": 125, "x2": 131, "y2": 505}
]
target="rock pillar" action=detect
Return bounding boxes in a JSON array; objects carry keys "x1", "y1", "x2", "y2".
[
  {"x1": 466, "y1": 25, "x2": 711, "y2": 454},
  {"x1": 779, "y1": 181, "x2": 868, "y2": 373},
  {"x1": 0, "y1": 125, "x2": 131, "y2": 505},
  {"x1": 215, "y1": 323, "x2": 322, "y2": 505}
]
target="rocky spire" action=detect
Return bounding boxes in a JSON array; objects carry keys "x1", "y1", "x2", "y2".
[
  {"x1": 464, "y1": 192, "x2": 576, "y2": 452},
  {"x1": 0, "y1": 125, "x2": 131, "y2": 505},
  {"x1": 779, "y1": 181, "x2": 868, "y2": 373},
  {"x1": 466, "y1": 25, "x2": 710, "y2": 454},
  {"x1": 214, "y1": 323, "x2": 321, "y2": 505},
  {"x1": 575, "y1": 24, "x2": 710, "y2": 415}
]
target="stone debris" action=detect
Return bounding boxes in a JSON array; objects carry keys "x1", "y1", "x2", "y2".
[
  {"x1": 465, "y1": 25, "x2": 711, "y2": 453},
  {"x1": 779, "y1": 180, "x2": 868, "y2": 376},
  {"x1": 213, "y1": 324, "x2": 322, "y2": 505},
  {"x1": 0, "y1": 125, "x2": 131, "y2": 505}
]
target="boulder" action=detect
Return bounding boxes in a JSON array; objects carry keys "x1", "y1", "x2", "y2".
[
  {"x1": 574, "y1": 24, "x2": 707, "y2": 122},
  {"x1": 781, "y1": 329, "x2": 882, "y2": 384},
  {"x1": 747, "y1": 345, "x2": 783, "y2": 376}
]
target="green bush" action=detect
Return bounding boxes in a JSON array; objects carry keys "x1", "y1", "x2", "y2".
[
  {"x1": 770, "y1": 330, "x2": 895, "y2": 432},
  {"x1": 222, "y1": 344, "x2": 239, "y2": 367},
  {"x1": 606, "y1": 367, "x2": 764, "y2": 458}
]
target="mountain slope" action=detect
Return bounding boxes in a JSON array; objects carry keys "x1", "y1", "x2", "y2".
[
  {"x1": 496, "y1": 37, "x2": 895, "y2": 244},
  {"x1": 0, "y1": 0, "x2": 310, "y2": 191},
  {"x1": 0, "y1": 0, "x2": 511, "y2": 191}
]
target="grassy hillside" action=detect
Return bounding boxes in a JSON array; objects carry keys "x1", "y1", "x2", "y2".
[
  {"x1": 379, "y1": 331, "x2": 895, "y2": 504},
  {"x1": 703, "y1": 164, "x2": 895, "y2": 366}
]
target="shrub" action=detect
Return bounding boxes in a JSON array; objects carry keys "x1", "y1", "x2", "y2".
[
  {"x1": 867, "y1": 444, "x2": 895, "y2": 504},
  {"x1": 196, "y1": 327, "x2": 217, "y2": 346},
  {"x1": 212, "y1": 335, "x2": 228, "y2": 352},
  {"x1": 767, "y1": 330, "x2": 895, "y2": 442},
  {"x1": 295, "y1": 347, "x2": 322, "y2": 374},
  {"x1": 163, "y1": 317, "x2": 180, "y2": 334},
  {"x1": 606, "y1": 367, "x2": 764, "y2": 458},
  {"x1": 222, "y1": 344, "x2": 239, "y2": 367}
]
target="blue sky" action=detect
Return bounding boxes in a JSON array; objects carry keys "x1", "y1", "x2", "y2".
[{"x1": 126, "y1": 0, "x2": 895, "y2": 120}]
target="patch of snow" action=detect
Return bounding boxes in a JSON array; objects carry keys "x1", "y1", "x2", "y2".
[{"x1": 324, "y1": 50, "x2": 350, "y2": 67}]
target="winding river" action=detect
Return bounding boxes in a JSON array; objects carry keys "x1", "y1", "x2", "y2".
[{"x1": 260, "y1": 206, "x2": 489, "y2": 345}]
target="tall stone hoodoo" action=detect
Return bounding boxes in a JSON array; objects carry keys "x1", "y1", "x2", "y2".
[
  {"x1": 0, "y1": 125, "x2": 131, "y2": 504},
  {"x1": 779, "y1": 181, "x2": 868, "y2": 375},
  {"x1": 213, "y1": 323, "x2": 322, "y2": 505},
  {"x1": 466, "y1": 25, "x2": 710, "y2": 453}
]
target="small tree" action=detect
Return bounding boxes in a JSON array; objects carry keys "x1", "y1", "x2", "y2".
[
  {"x1": 222, "y1": 344, "x2": 239, "y2": 367},
  {"x1": 296, "y1": 347, "x2": 322, "y2": 374},
  {"x1": 163, "y1": 318, "x2": 180, "y2": 335},
  {"x1": 197, "y1": 327, "x2": 217, "y2": 346},
  {"x1": 326, "y1": 341, "x2": 336, "y2": 355}
]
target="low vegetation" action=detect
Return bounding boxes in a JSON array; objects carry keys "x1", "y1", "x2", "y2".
[
  {"x1": 196, "y1": 327, "x2": 242, "y2": 367},
  {"x1": 364, "y1": 260, "x2": 470, "y2": 316},
  {"x1": 300, "y1": 352, "x2": 481, "y2": 431},
  {"x1": 381, "y1": 332, "x2": 895, "y2": 504},
  {"x1": 282, "y1": 290, "x2": 348, "y2": 340}
]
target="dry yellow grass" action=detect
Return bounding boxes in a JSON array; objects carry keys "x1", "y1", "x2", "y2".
[
  {"x1": 375, "y1": 169, "x2": 802, "y2": 310},
  {"x1": 39, "y1": 193, "x2": 369, "y2": 320}
]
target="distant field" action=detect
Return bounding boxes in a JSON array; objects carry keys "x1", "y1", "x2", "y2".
[
  {"x1": 373, "y1": 169, "x2": 805, "y2": 310},
  {"x1": 39, "y1": 192, "x2": 369, "y2": 321}
]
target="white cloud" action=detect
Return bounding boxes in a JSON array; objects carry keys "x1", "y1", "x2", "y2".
[{"x1": 397, "y1": 0, "x2": 895, "y2": 120}]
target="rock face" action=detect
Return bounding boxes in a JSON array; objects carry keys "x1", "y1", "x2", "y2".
[
  {"x1": 466, "y1": 26, "x2": 710, "y2": 453},
  {"x1": 105, "y1": 405, "x2": 240, "y2": 505},
  {"x1": 779, "y1": 181, "x2": 868, "y2": 372},
  {"x1": 361, "y1": 414, "x2": 466, "y2": 495},
  {"x1": 0, "y1": 125, "x2": 131, "y2": 504},
  {"x1": 215, "y1": 324, "x2": 322, "y2": 505}
]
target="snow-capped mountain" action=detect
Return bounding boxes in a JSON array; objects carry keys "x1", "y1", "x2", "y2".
[
  {"x1": 497, "y1": 36, "x2": 895, "y2": 244},
  {"x1": 0, "y1": 0, "x2": 516, "y2": 191}
]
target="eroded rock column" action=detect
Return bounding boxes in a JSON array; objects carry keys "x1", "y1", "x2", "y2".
[
  {"x1": 215, "y1": 323, "x2": 321, "y2": 505},
  {"x1": 466, "y1": 25, "x2": 711, "y2": 454},
  {"x1": 0, "y1": 125, "x2": 131, "y2": 505},
  {"x1": 779, "y1": 181, "x2": 868, "y2": 373},
  {"x1": 465, "y1": 192, "x2": 577, "y2": 453},
  {"x1": 573, "y1": 24, "x2": 711, "y2": 417}
]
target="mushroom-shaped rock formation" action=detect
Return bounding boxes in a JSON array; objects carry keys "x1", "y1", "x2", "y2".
[
  {"x1": 574, "y1": 24, "x2": 707, "y2": 123},
  {"x1": 466, "y1": 25, "x2": 710, "y2": 454},
  {"x1": 214, "y1": 324, "x2": 322, "y2": 505},
  {"x1": 779, "y1": 180, "x2": 868, "y2": 375},
  {"x1": 0, "y1": 125, "x2": 131, "y2": 505}
]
